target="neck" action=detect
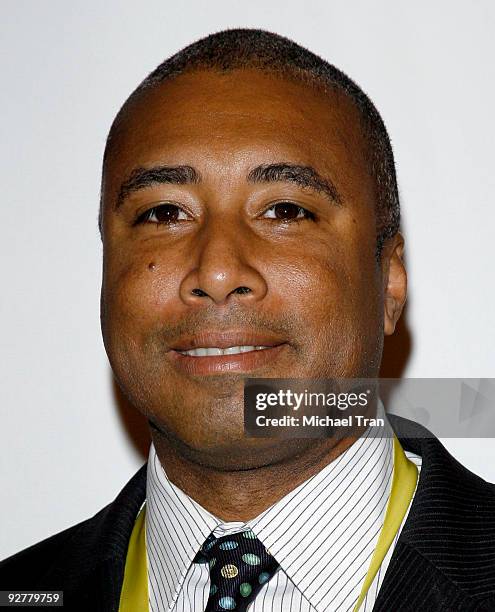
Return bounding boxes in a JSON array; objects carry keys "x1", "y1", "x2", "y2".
[{"x1": 150, "y1": 431, "x2": 358, "y2": 521}]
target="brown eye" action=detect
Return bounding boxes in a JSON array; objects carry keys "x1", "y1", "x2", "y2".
[
  {"x1": 263, "y1": 202, "x2": 315, "y2": 221},
  {"x1": 137, "y1": 203, "x2": 188, "y2": 225}
]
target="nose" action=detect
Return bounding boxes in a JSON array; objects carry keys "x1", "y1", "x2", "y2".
[{"x1": 179, "y1": 222, "x2": 268, "y2": 306}]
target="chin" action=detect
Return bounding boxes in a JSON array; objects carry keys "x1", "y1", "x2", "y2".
[{"x1": 177, "y1": 435, "x2": 311, "y2": 472}]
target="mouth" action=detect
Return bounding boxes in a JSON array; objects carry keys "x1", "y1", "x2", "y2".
[
  {"x1": 167, "y1": 332, "x2": 287, "y2": 375},
  {"x1": 177, "y1": 345, "x2": 271, "y2": 357}
]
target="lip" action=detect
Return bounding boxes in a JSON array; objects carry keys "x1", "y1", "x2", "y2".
[
  {"x1": 169, "y1": 330, "x2": 286, "y2": 351},
  {"x1": 167, "y1": 330, "x2": 287, "y2": 375}
]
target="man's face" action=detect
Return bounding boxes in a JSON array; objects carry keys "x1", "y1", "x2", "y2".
[{"x1": 100, "y1": 69, "x2": 398, "y2": 466}]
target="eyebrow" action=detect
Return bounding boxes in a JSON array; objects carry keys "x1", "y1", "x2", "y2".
[
  {"x1": 115, "y1": 162, "x2": 342, "y2": 209},
  {"x1": 116, "y1": 165, "x2": 200, "y2": 208},
  {"x1": 247, "y1": 163, "x2": 342, "y2": 205}
]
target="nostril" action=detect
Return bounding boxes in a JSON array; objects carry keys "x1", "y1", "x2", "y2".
[
  {"x1": 234, "y1": 286, "x2": 251, "y2": 295},
  {"x1": 191, "y1": 288, "x2": 208, "y2": 297}
]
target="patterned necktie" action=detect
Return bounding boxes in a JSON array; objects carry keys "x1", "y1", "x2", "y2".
[{"x1": 194, "y1": 529, "x2": 280, "y2": 611}]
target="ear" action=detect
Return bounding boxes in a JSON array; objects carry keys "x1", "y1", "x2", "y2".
[{"x1": 381, "y1": 233, "x2": 407, "y2": 336}]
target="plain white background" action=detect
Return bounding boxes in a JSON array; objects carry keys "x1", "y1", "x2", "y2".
[{"x1": 1, "y1": 0, "x2": 494, "y2": 559}]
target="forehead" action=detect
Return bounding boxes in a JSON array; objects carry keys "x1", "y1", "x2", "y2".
[{"x1": 104, "y1": 69, "x2": 371, "y2": 196}]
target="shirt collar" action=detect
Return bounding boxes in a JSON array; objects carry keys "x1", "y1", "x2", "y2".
[
  {"x1": 146, "y1": 447, "x2": 219, "y2": 609},
  {"x1": 249, "y1": 412, "x2": 394, "y2": 611},
  {"x1": 146, "y1": 403, "x2": 394, "y2": 612}
]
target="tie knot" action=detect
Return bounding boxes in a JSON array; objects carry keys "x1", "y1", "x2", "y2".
[
  {"x1": 194, "y1": 530, "x2": 279, "y2": 611},
  {"x1": 195, "y1": 530, "x2": 267, "y2": 562}
]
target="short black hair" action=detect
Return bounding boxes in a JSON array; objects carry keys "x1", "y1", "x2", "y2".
[{"x1": 103, "y1": 28, "x2": 400, "y2": 258}]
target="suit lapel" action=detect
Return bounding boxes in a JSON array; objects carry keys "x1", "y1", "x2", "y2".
[
  {"x1": 45, "y1": 464, "x2": 148, "y2": 611},
  {"x1": 374, "y1": 415, "x2": 495, "y2": 611}
]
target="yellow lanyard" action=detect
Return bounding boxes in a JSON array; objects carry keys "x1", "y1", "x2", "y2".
[
  {"x1": 119, "y1": 501, "x2": 149, "y2": 612},
  {"x1": 353, "y1": 436, "x2": 418, "y2": 611},
  {"x1": 119, "y1": 436, "x2": 417, "y2": 612}
]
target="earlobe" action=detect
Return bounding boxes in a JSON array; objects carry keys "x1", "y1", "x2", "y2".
[{"x1": 382, "y1": 234, "x2": 407, "y2": 336}]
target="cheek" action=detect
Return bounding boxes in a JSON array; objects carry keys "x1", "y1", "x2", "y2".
[
  {"x1": 105, "y1": 254, "x2": 181, "y2": 324},
  {"x1": 101, "y1": 249, "x2": 185, "y2": 375},
  {"x1": 272, "y1": 233, "x2": 382, "y2": 371},
  {"x1": 269, "y1": 237, "x2": 351, "y2": 312}
]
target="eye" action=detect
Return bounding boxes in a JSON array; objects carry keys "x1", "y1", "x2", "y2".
[
  {"x1": 135, "y1": 203, "x2": 189, "y2": 225},
  {"x1": 263, "y1": 202, "x2": 315, "y2": 222}
]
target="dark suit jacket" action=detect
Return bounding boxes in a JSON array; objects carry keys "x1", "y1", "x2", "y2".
[{"x1": 1, "y1": 416, "x2": 495, "y2": 611}]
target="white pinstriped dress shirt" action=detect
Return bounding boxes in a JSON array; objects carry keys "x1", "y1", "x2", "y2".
[{"x1": 145, "y1": 410, "x2": 422, "y2": 612}]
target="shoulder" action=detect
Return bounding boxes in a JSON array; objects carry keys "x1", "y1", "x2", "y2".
[
  {"x1": 390, "y1": 415, "x2": 495, "y2": 606},
  {"x1": 0, "y1": 507, "x2": 109, "y2": 589},
  {"x1": 390, "y1": 413, "x2": 495, "y2": 503},
  {"x1": 0, "y1": 464, "x2": 147, "y2": 597}
]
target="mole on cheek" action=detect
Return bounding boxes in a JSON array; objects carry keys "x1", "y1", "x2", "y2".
[{"x1": 148, "y1": 262, "x2": 156, "y2": 271}]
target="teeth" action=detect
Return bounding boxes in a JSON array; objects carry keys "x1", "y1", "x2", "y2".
[
  {"x1": 179, "y1": 345, "x2": 270, "y2": 357},
  {"x1": 224, "y1": 346, "x2": 244, "y2": 355}
]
